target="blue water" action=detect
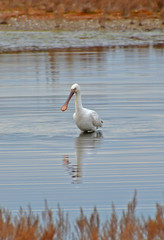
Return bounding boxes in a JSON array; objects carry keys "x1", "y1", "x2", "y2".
[{"x1": 0, "y1": 46, "x2": 164, "y2": 220}]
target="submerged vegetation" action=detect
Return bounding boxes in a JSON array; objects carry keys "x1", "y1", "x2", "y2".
[{"x1": 0, "y1": 193, "x2": 164, "y2": 240}]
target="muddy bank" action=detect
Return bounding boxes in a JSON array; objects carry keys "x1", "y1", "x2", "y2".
[
  {"x1": 0, "y1": 29, "x2": 163, "y2": 53},
  {"x1": 0, "y1": 16, "x2": 163, "y2": 53},
  {"x1": 0, "y1": 13, "x2": 164, "y2": 31}
]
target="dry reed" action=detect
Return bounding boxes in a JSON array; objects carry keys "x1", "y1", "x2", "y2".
[
  {"x1": 0, "y1": 193, "x2": 164, "y2": 240},
  {"x1": 0, "y1": 0, "x2": 163, "y2": 18}
]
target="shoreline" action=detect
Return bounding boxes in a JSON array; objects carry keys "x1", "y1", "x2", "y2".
[
  {"x1": 0, "y1": 29, "x2": 163, "y2": 54},
  {"x1": 0, "y1": 14, "x2": 163, "y2": 53},
  {"x1": 0, "y1": 14, "x2": 164, "y2": 31}
]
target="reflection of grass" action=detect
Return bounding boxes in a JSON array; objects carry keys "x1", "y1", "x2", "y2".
[{"x1": 0, "y1": 193, "x2": 164, "y2": 239}]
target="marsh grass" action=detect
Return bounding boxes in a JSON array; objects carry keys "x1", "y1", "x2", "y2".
[
  {"x1": 0, "y1": 193, "x2": 164, "y2": 240},
  {"x1": 0, "y1": 0, "x2": 163, "y2": 18}
]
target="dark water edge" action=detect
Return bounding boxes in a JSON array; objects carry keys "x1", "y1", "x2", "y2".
[{"x1": 0, "y1": 30, "x2": 164, "y2": 53}]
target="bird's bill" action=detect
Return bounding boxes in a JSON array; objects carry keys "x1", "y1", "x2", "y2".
[{"x1": 61, "y1": 89, "x2": 75, "y2": 112}]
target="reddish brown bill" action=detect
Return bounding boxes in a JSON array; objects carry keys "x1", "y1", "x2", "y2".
[{"x1": 61, "y1": 90, "x2": 75, "y2": 112}]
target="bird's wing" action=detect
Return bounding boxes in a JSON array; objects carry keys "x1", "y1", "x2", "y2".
[
  {"x1": 90, "y1": 110, "x2": 102, "y2": 128},
  {"x1": 73, "y1": 112, "x2": 76, "y2": 121}
]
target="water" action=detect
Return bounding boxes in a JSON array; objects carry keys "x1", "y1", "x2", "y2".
[{"x1": 0, "y1": 46, "x2": 164, "y2": 221}]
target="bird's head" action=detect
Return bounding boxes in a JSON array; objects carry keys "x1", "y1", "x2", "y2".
[
  {"x1": 61, "y1": 83, "x2": 80, "y2": 112},
  {"x1": 71, "y1": 83, "x2": 80, "y2": 93}
]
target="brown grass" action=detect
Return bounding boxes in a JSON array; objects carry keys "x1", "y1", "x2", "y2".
[
  {"x1": 0, "y1": 0, "x2": 163, "y2": 20},
  {"x1": 0, "y1": 193, "x2": 164, "y2": 240}
]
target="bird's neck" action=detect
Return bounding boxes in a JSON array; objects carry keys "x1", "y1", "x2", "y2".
[{"x1": 75, "y1": 92, "x2": 83, "y2": 112}]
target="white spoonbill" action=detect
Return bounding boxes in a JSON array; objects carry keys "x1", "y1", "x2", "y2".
[{"x1": 61, "y1": 83, "x2": 103, "y2": 132}]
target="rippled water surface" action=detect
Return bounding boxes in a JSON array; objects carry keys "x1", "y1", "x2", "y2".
[{"x1": 0, "y1": 46, "x2": 164, "y2": 220}]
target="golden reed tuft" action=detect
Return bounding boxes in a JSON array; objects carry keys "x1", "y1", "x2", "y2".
[{"x1": 0, "y1": 193, "x2": 164, "y2": 240}]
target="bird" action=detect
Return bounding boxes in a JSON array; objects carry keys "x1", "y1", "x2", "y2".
[{"x1": 61, "y1": 83, "x2": 103, "y2": 132}]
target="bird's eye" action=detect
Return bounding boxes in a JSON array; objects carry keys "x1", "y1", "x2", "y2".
[{"x1": 74, "y1": 88, "x2": 77, "y2": 91}]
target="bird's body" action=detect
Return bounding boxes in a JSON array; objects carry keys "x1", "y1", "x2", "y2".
[
  {"x1": 61, "y1": 83, "x2": 103, "y2": 132},
  {"x1": 73, "y1": 108, "x2": 102, "y2": 132}
]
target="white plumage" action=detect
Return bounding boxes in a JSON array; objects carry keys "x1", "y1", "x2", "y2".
[{"x1": 61, "y1": 83, "x2": 103, "y2": 132}]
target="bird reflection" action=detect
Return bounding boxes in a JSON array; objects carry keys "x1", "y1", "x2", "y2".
[{"x1": 63, "y1": 131, "x2": 103, "y2": 184}]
